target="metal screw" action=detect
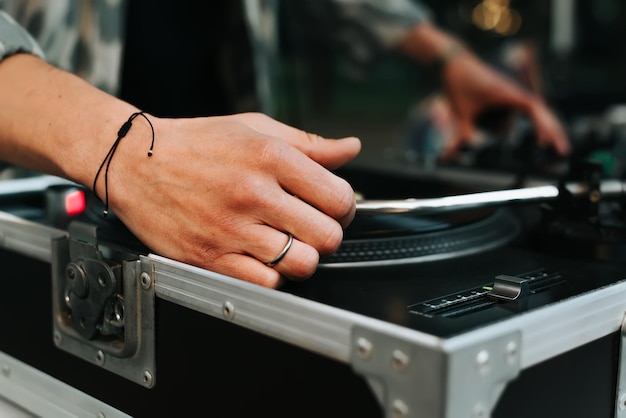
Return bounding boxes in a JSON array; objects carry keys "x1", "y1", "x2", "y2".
[
  {"x1": 475, "y1": 350, "x2": 490, "y2": 375},
  {"x1": 222, "y1": 301, "x2": 236, "y2": 320},
  {"x1": 140, "y1": 272, "x2": 152, "y2": 290},
  {"x1": 391, "y1": 399, "x2": 409, "y2": 418},
  {"x1": 95, "y1": 350, "x2": 105, "y2": 365},
  {"x1": 142, "y1": 370, "x2": 154, "y2": 387},
  {"x1": 391, "y1": 349, "x2": 410, "y2": 372},
  {"x1": 356, "y1": 337, "x2": 373, "y2": 360},
  {"x1": 505, "y1": 341, "x2": 518, "y2": 365},
  {"x1": 1, "y1": 364, "x2": 10, "y2": 377}
]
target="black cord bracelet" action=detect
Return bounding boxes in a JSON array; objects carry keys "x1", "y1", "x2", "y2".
[{"x1": 92, "y1": 111, "x2": 155, "y2": 217}]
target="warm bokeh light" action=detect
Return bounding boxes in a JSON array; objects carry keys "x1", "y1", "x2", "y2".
[{"x1": 472, "y1": 0, "x2": 522, "y2": 36}]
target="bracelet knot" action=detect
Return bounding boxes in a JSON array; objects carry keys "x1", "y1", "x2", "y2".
[{"x1": 92, "y1": 111, "x2": 155, "y2": 217}]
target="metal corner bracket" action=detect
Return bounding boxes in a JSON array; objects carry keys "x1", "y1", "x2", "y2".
[{"x1": 350, "y1": 325, "x2": 521, "y2": 418}]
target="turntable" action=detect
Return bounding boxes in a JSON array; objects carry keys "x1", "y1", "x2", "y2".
[{"x1": 0, "y1": 160, "x2": 625, "y2": 418}]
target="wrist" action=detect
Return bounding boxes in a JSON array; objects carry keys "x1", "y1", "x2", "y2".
[
  {"x1": 397, "y1": 23, "x2": 468, "y2": 68},
  {"x1": 0, "y1": 54, "x2": 142, "y2": 189},
  {"x1": 91, "y1": 111, "x2": 158, "y2": 215}
]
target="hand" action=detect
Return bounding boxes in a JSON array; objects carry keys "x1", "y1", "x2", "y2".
[
  {"x1": 440, "y1": 51, "x2": 570, "y2": 159},
  {"x1": 103, "y1": 112, "x2": 361, "y2": 288},
  {"x1": 0, "y1": 55, "x2": 360, "y2": 288}
]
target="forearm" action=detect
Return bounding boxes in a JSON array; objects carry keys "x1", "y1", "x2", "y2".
[
  {"x1": 0, "y1": 53, "x2": 139, "y2": 191},
  {"x1": 396, "y1": 22, "x2": 467, "y2": 65}
]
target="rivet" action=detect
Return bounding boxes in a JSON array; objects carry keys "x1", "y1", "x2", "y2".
[
  {"x1": 97, "y1": 273, "x2": 106, "y2": 287},
  {"x1": 619, "y1": 392, "x2": 626, "y2": 411},
  {"x1": 356, "y1": 337, "x2": 373, "y2": 360},
  {"x1": 475, "y1": 350, "x2": 490, "y2": 375},
  {"x1": 391, "y1": 399, "x2": 409, "y2": 418},
  {"x1": 505, "y1": 341, "x2": 518, "y2": 365},
  {"x1": 97, "y1": 413, "x2": 106, "y2": 418},
  {"x1": 53, "y1": 331, "x2": 62, "y2": 346},
  {"x1": 472, "y1": 403, "x2": 487, "y2": 418},
  {"x1": 143, "y1": 370, "x2": 154, "y2": 387},
  {"x1": 391, "y1": 349, "x2": 410, "y2": 372},
  {"x1": 95, "y1": 350, "x2": 105, "y2": 365},
  {"x1": 222, "y1": 301, "x2": 236, "y2": 320},
  {"x1": 140, "y1": 272, "x2": 152, "y2": 289}
]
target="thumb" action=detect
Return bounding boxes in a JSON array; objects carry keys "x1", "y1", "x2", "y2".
[
  {"x1": 296, "y1": 134, "x2": 362, "y2": 169},
  {"x1": 234, "y1": 112, "x2": 361, "y2": 169}
]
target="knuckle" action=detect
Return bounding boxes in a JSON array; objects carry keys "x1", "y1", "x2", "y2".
[
  {"x1": 235, "y1": 174, "x2": 272, "y2": 209},
  {"x1": 258, "y1": 137, "x2": 289, "y2": 169},
  {"x1": 302, "y1": 131, "x2": 323, "y2": 148},
  {"x1": 316, "y1": 223, "x2": 344, "y2": 256},
  {"x1": 328, "y1": 178, "x2": 357, "y2": 221},
  {"x1": 287, "y1": 247, "x2": 319, "y2": 280},
  {"x1": 257, "y1": 270, "x2": 284, "y2": 288}
]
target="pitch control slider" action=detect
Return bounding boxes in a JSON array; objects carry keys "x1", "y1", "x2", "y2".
[{"x1": 355, "y1": 179, "x2": 626, "y2": 215}]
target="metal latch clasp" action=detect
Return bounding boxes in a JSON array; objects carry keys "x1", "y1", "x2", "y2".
[{"x1": 51, "y1": 221, "x2": 156, "y2": 387}]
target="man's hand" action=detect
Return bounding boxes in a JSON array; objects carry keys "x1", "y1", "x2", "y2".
[
  {"x1": 0, "y1": 55, "x2": 360, "y2": 289},
  {"x1": 103, "y1": 113, "x2": 361, "y2": 288},
  {"x1": 397, "y1": 23, "x2": 570, "y2": 159},
  {"x1": 440, "y1": 51, "x2": 570, "y2": 158}
]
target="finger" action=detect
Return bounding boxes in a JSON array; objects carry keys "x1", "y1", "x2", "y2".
[
  {"x1": 259, "y1": 141, "x2": 357, "y2": 228},
  {"x1": 441, "y1": 118, "x2": 474, "y2": 160},
  {"x1": 244, "y1": 225, "x2": 320, "y2": 280},
  {"x1": 457, "y1": 117, "x2": 475, "y2": 144},
  {"x1": 253, "y1": 188, "x2": 345, "y2": 256},
  {"x1": 527, "y1": 102, "x2": 571, "y2": 156},
  {"x1": 234, "y1": 112, "x2": 362, "y2": 169},
  {"x1": 214, "y1": 227, "x2": 319, "y2": 286},
  {"x1": 212, "y1": 253, "x2": 285, "y2": 288}
]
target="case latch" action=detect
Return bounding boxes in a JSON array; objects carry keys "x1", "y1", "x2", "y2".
[{"x1": 51, "y1": 221, "x2": 156, "y2": 387}]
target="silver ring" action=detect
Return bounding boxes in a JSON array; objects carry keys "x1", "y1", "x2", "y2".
[{"x1": 264, "y1": 233, "x2": 293, "y2": 267}]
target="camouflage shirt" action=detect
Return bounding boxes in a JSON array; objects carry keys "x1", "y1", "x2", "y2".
[{"x1": 0, "y1": 0, "x2": 429, "y2": 101}]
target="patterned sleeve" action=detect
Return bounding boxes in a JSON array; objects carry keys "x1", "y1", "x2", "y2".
[
  {"x1": 331, "y1": 0, "x2": 432, "y2": 48},
  {"x1": 288, "y1": 0, "x2": 431, "y2": 75},
  {"x1": 0, "y1": 10, "x2": 44, "y2": 62}
]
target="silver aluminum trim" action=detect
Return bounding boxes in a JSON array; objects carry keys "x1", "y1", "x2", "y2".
[
  {"x1": 147, "y1": 254, "x2": 441, "y2": 363},
  {"x1": 0, "y1": 211, "x2": 66, "y2": 262},
  {"x1": 443, "y1": 280, "x2": 626, "y2": 368},
  {"x1": 0, "y1": 351, "x2": 131, "y2": 418},
  {"x1": 0, "y1": 175, "x2": 75, "y2": 196},
  {"x1": 148, "y1": 253, "x2": 626, "y2": 371}
]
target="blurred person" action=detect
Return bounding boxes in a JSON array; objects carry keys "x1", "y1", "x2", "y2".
[
  {"x1": 287, "y1": 1, "x2": 569, "y2": 159},
  {"x1": 0, "y1": 0, "x2": 569, "y2": 288}
]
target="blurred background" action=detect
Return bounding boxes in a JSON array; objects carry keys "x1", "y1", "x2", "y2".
[{"x1": 271, "y1": 0, "x2": 626, "y2": 180}]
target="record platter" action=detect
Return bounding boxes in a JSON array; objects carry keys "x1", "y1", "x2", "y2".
[{"x1": 0, "y1": 160, "x2": 626, "y2": 418}]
